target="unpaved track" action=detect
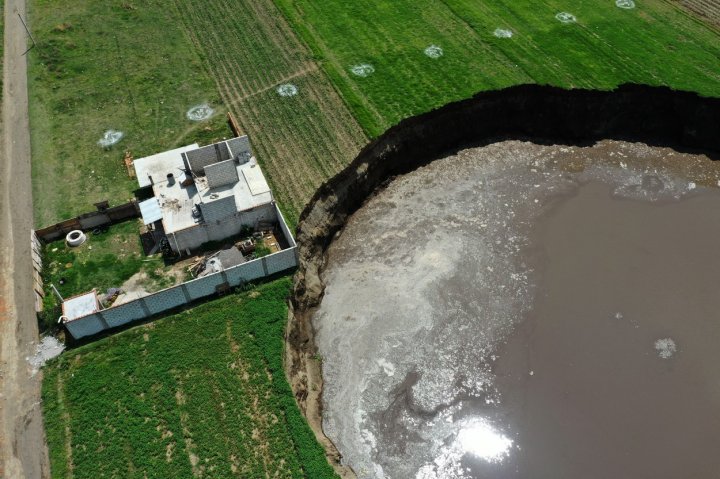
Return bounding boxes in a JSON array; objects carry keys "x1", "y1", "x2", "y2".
[{"x1": 0, "y1": 0, "x2": 51, "y2": 477}]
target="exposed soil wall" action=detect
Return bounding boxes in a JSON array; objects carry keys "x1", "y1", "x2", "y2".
[{"x1": 284, "y1": 83, "x2": 720, "y2": 476}]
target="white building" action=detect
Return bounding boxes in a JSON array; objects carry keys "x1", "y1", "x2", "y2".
[{"x1": 133, "y1": 136, "x2": 278, "y2": 253}]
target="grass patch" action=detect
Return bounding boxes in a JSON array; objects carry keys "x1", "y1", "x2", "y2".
[
  {"x1": 275, "y1": 0, "x2": 720, "y2": 136},
  {"x1": 27, "y1": 0, "x2": 231, "y2": 226},
  {"x1": 170, "y1": 0, "x2": 368, "y2": 226},
  {"x1": 38, "y1": 220, "x2": 156, "y2": 328},
  {"x1": 42, "y1": 277, "x2": 337, "y2": 478}
]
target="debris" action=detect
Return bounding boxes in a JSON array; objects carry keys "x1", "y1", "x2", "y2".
[{"x1": 27, "y1": 336, "x2": 65, "y2": 374}]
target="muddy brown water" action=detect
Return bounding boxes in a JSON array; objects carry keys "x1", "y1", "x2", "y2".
[{"x1": 312, "y1": 140, "x2": 720, "y2": 479}]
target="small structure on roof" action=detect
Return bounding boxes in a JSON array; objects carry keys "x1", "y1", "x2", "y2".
[
  {"x1": 133, "y1": 136, "x2": 277, "y2": 254},
  {"x1": 61, "y1": 290, "x2": 100, "y2": 323}
]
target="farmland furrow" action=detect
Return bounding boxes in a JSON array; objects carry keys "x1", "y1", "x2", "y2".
[
  {"x1": 232, "y1": 64, "x2": 319, "y2": 103},
  {"x1": 170, "y1": 0, "x2": 366, "y2": 221}
]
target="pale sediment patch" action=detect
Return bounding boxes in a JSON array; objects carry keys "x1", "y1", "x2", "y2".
[
  {"x1": 423, "y1": 45, "x2": 443, "y2": 59},
  {"x1": 186, "y1": 103, "x2": 214, "y2": 121},
  {"x1": 276, "y1": 83, "x2": 299, "y2": 97},
  {"x1": 97, "y1": 130, "x2": 124, "y2": 147},
  {"x1": 654, "y1": 338, "x2": 677, "y2": 359},
  {"x1": 350, "y1": 64, "x2": 375, "y2": 77},
  {"x1": 26, "y1": 336, "x2": 65, "y2": 374},
  {"x1": 493, "y1": 28, "x2": 513, "y2": 38},
  {"x1": 616, "y1": 0, "x2": 636, "y2": 9},
  {"x1": 556, "y1": 12, "x2": 577, "y2": 23}
]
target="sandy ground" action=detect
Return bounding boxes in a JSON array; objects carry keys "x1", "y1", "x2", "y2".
[{"x1": 0, "y1": 0, "x2": 52, "y2": 477}]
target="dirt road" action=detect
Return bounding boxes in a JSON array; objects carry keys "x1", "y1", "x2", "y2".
[{"x1": 0, "y1": 0, "x2": 51, "y2": 477}]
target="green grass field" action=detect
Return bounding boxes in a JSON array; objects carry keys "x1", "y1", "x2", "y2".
[
  {"x1": 42, "y1": 278, "x2": 337, "y2": 479},
  {"x1": 276, "y1": 0, "x2": 720, "y2": 136},
  {"x1": 28, "y1": 0, "x2": 230, "y2": 226}
]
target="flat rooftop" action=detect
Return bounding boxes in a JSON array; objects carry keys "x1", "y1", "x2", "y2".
[
  {"x1": 133, "y1": 144, "x2": 199, "y2": 188},
  {"x1": 134, "y1": 139, "x2": 273, "y2": 234},
  {"x1": 62, "y1": 291, "x2": 99, "y2": 322}
]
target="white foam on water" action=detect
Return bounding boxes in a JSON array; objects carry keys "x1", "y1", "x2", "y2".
[
  {"x1": 615, "y1": 0, "x2": 636, "y2": 9},
  {"x1": 97, "y1": 129, "x2": 124, "y2": 147},
  {"x1": 276, "y1": 83, "x2": 298, "y2": 97},
  {"x1": 350, "y1": 63, "x2": 375, "y2": 77},
  {"x1": 493, "y1": 28, "x2": 513, "y2": 38},
  {"x1": 377, "y1": 358, "x2": 396, "y2": 376},
  {"x1": 654, "y1": 338, "x2": 677, "y2": 359},
  {"x1": 186, "y1": 103, "x2": 214, "y2": 121},
  {"x1": 424, "y1": 44, "x2": 444, "y2": 59},
  {"x1": 555, "y1": 12, "x2": 577, "y2": 23},
  {"x1": 27, "y1": 336, "x2": 65, "y2": 374}
]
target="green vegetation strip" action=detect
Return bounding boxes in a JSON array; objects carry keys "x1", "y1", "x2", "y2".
[
  {"x1": 43, "y1": 278, "x2": 337, "y2": 479},
  {"x1": 275, "y1": 0, "x2": 720, "y2": 136},
  {"x1": 170, "y1": 0, "x2": 367, "y2": 227},
  {"x1": 28, "y1": 0, "x2": 229, "y2": 226}
]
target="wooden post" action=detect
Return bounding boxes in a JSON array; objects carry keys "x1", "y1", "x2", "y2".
[{"x1": 227, "y1": 111, "x2": 243, "y2": 137}]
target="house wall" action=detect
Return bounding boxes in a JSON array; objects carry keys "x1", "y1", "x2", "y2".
[{"x1": 168, "y1": 203, "x2": 276, "y2": 253}]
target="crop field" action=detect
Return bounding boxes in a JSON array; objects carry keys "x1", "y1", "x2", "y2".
[
  {"x1": 28, "y1": 0, "x2": 230, "y2": 226},
  {"x1": 276, "y1": 0, "x2": 720, "y2": 136},
  {"x1": 42, "y1": 278, "x2": 337, "y2": 479},
  {"x1": 33, "y1": 1, "x2": 720, "y2": 477},
  {"x1": 170, "y1": 0, "x2": 367, "y2": 227}
]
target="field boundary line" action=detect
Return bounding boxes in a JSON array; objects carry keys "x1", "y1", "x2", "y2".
[
  {"x1": 227, "y1": 63, "x2": 319, "y2": 106},
  {"x1": 664, "y1": 0, "x2": 720, "y2": 33},
  {"x1": 273, "y1": 0, "x2": 386, "y2": 136},
  {"x1": 436, "y1": 0, "x2": 535, "y2": 83}
]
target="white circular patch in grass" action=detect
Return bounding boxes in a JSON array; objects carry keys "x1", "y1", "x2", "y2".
[
  {"x1": 424, "y1": 44, "x2": 444, "y2": 59},
  {"x1": 615, "y1": 0, "x2": 636, "y2": 9},
  {"x1": 97, "y1": 129, "x2": 124, "y2": 147},
  {"x1": 186, "y1": 103, "x2": 214, "y2": 121},
  {"x1": 555, "y1": 12, "x2": 577, "y2": 23},
  {"x1": 276, "y1": 83, "x2": 299, "y2": 97},
  {"x1": 493, "y1": 28, "x2": 513, "y2": 38},
  {"x1": 654, "y1": 338, "x2": 677, "y2": 359},
  {"x1": 350, "y1": 63, "x2": 375, "y2": 77}
]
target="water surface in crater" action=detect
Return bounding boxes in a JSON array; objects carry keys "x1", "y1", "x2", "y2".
[{"x1": 312, "y1": 140, "x2": 720, "y2": 478}]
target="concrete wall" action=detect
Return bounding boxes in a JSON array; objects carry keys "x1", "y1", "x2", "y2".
[
  {"x1": 64, "y1": 202, "x2": 299, "y2": 340},
  {"x1": 64, "y1": 245, "x2": 298, "y2": 339},
  {"x1": 200, "y1": 195, "x2": 237, "y2": 223},
  {"x1": 36, "y1": 201, "x2": 140, "y2": 242},
  {"x1": 227, "y1": 135, "x2": 252, "y2": 158},
  {"x1": 205, "y1": 159, "x2": 239, "y2": 188},
  {"x1": 186, "y1": 142, "x2": 232, "y2": 175},
  {"x1": 169, "y1": 203, "x2": 276, "y2": 252}
]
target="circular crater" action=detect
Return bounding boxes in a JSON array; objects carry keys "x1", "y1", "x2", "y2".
[
  {"x1": 288, "y1": 85, "x2": 720, "y2": 479},
  {"x1": 313, "y1": 139, "x2": 720, "y2": 478}
]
